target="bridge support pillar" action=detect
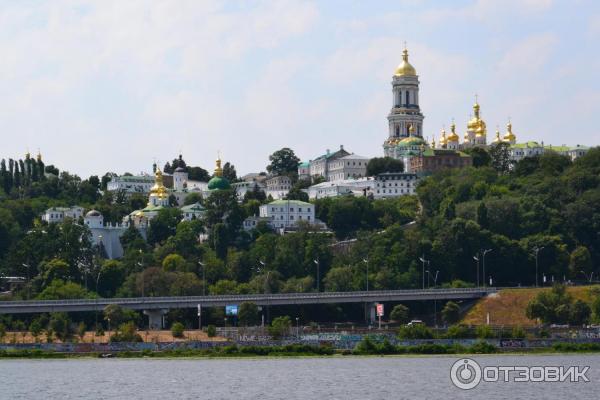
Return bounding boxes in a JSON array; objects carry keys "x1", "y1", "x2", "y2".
[
  {"x1": 144, "y1": 309, "x2": 168, "y2": 330},
  {"x1": 369, "y1": 303, "x2": 377, "y2": 325}
]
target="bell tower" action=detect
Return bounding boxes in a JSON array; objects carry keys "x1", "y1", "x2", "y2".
[{"x1": 386, "y1": 46, "x2": 424, "y2": 143}]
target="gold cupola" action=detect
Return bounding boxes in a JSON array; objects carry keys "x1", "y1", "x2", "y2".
[
  {"x1": 149, "y1": 169, "x2": 168, "y2": 201},
  {"x1": 394, "y1": 48, "x2": 417, "y2": 77},
  {"x1": 430, "y1": 136, "x2": 436, "y2": 149},
  {"x1": 467, "y1": 99, "x2": 487, "y2": 136},
  {"x1": 214, "y1": 157, "x2": 223, "y2": 177},
  {"x1": 492, "y1": 128, "x2": 502, "y2": 144},
  {"x1": 447, "y1": 121, "x2": 459, "y2": 142},
  {"x1": 503, "y1": 121, "x2": 516, "y2": 143},
  {"x1": 439, "y1": 128, "x2": 448, "y2": 148}
]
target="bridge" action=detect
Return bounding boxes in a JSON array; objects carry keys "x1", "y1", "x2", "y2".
[{"x1": 0, "y1": 288, "x2": 496, "y2": 328}]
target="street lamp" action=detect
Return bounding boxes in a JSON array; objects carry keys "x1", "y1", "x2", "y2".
[
  {"x1": 198, "y1": 261, "x2": 206, "y2": 296},
  {"x1": 482, "y1": 249, "x2": 492, "y2": 288},
  {"x1": 296, "y1": 317, "x2": 300, "y2": 337},
  {"x1": 313, "y1": 259, "x2": 320, "y2": 292},
  {"x1": 363, "y1": 258, "x2": 369, "y2": 292},
  {"x1": 21, "y1": 263, "x2": 30, "y2": 300},
  {"x1": 532, "y1": 246, "x2": 545, "y2": 287},
  {"x1": 473, "y1": 253, "x2": 480, "y2": 288},
  {"x1": 418, "y1": 255, "x2": 429, "y2": 290}
]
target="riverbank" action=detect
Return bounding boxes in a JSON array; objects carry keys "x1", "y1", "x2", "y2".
[{"x1": 3, "y1": 341, "x2": 600, "y2": 359}]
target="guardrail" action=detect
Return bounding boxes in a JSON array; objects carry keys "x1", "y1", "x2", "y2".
[{"x1": 0, "y1": 287, "x2": 497, "y2": 314}]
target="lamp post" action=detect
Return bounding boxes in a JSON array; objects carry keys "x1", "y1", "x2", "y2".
[
  {"x1": 198, "y1": 261, "x2": 206, "y2": 296},
  {"x1": 313, "y1": 259, "x2": 320, "y2": 292},
  {"x1": 427, "y1": 270, "x2": 440, "y2": 327},
  {"x1": 473, "y1": 253, "x2": 480, "y2": 287},
  {"x1": 296, "y1": 317, "x2": 300, "y2": 337},
  {"x1": 418, "y1": 255, "x2": 429, "y2": 290},
  {"x1": 363, "y1": 259, "x2": 369, "y2": 292},
  {"x1": 21, "y1": 263, "x2": 30, "y2": 300},
  {"x1": 532, "y1": 246, "x2": 545, "y2": 287},
  {"x1": 482, "y1": 249, "x2": 493, "y2": 288}
]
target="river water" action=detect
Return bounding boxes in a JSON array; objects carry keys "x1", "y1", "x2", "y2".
[{"x1": 1, "y1": 355, "x2": 599, "y2": 399}]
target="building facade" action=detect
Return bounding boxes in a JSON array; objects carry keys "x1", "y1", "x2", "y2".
[
  {"x1": 259, "y1": 200, "x2": 315, "y2": 229},
  {"x1": 372, "y1": 173, "x2": 419, "y2": 199},
  {"x1": 265, "y1": 175, "x2": 292, "y2": 200},
  {"x1": 41, "y1": 206, "x2": 84, "y2": 223}
]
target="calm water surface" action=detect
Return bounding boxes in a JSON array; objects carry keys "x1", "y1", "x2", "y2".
[{"x1": 1, "y1": 355, "x2": 600, "y2": 399}]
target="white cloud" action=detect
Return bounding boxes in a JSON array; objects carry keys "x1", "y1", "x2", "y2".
[{"x1": 496, "y1": 33, "x2": 558, "y2": 75}]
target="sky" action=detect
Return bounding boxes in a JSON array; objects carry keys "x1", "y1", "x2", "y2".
[{"x1": 1, "y1": 0, "x2": 599, "y2": 178}]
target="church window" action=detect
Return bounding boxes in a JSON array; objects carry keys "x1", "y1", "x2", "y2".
[
  {"x1": 395, "y1": 125, "x2": 400, "y2": 136},
  {"x1": 405, "y1": 91, "x2": 410, "y2": 105}
]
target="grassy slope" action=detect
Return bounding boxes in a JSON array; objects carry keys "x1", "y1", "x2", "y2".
[{"x1": 461, "y1": 285, "x2": 599, "y2": 327}]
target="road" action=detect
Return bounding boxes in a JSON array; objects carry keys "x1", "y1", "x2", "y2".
[{"x1": 0, "y1": 287, "x2": 496, "y2": 314}]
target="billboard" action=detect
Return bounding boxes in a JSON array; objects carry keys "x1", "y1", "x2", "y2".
[
  {"x1": 225, "y1": 305, "x2": 238, "y2": 316},
  {"x1": 376, "y1": 303, "x2": 384, "y2": 317}
]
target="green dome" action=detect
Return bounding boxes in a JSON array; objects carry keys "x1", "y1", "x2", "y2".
[
  {"x1": 398, "y1": 136, "x2": 427, "y2": 147},
  {"x1": 208, "y1": 176, "x2": 231, "y2": 190}
]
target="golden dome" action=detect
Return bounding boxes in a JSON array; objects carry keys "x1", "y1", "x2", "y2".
[
  {"x1": 463, "y1": 131, "x2": 470, "y2": 143},
  {"x1": 394, "y1": 48, "x2": 417, "y2": 77},
  {"x1": 503, "y1": 121, "x2": 516, "y2": 142},
  {"x1": 439, "y1": 129, "x2": 448, "y2": 147},
  {"x1": 447, "y1": 122, "x2": 459, "y2": 142},
  {"x1": 492, "y1": 129, "x2": 502, "y2": 144},
  {"x1": 408, "y1": 124, "x2": 416, "y2": 135},
  {"x1": 149, "y1": 169, "x2": 168, "y2": 199},
  {"x1": 468, "y1": 100, "x2": 487, "y2": 136},
  {"x1": 214, "y1": 158, "x2": 223, "y2": 177},
  {"x1": 430, "y1": 136, "x2": 436, "y2": 148}
]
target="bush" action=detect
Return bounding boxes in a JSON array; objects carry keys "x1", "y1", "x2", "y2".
[
  {"x1": 475, "y1": 325, "x2": 495, "y2": 339},
  {"x1": 397, "y1": 324, "x2": 434, "y2": 339},
  {"x1": 469, "y1": 341, "x2": 497, "y2": 354},
  {"x1": 441, "y1": 301, "x2": 461, "y2": 325},
  {"x1": 268, "y1": 316, "x2": 292, "y2": 339},
  {"x1": 445, "y1": 325, "x2": 472, "y2": 339},
  {"x1": 171, "y1": 322, "x2": 185, "y2": 338},
  {"x1": 206, "y1": 325, "x2": 217, "y2": 338},
  {"x1": 390, "y1": 304, "x2": 410, "y2": 324},
  {"x1": 109, "y1": 322, "x2": 143, "y2": 343},
  {"x1": 48, "y1": 313, "x2": 71, "y2": 342},
  {"x1": 511, "y1": 326, "x2": 526, "y2": 339}
]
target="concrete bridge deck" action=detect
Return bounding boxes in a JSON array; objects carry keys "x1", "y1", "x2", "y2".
[{"x1": 0, "y1": 287, "x2": 496, "y2": 314}]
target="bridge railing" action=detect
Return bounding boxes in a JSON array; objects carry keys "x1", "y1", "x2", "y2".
[{"x1": 0, "y1": 287, "x2": 497, "y2": 307}]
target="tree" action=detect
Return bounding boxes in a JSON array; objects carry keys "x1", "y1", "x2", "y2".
[
  {"x1": 267, "y1": 148, "x2": 300, "y2": 177},
  {"x1": 162, "y1": 254, "x2": 187, "y2": 272},
  {"x1": 37, "y1": 280, "x2": 93, "y2": 300},
  {"x1": 222, "y1": 162, "x2": 237, "y2": 182},
  {"x1": 441, "y1": 301, "x2": 461, "y2": 325},
  {"x1": 476, "y1": 201, "x2": 488, "y2": 228},
  {"x1": 171, "y1": 322, "x2": 185, "y2": 338},
  {"x1": 464, "y1": 147, "x2": 491, "y2": 168},
  {"x1": 110, "y1": 322, "x2": 143, "y2": 342},
  {"x1": 397, "y1": 324, "x2": 433, "y2": 339},
  {"x1": 188, "y1": 166, "x2": 210, "y2": 182},
  {"x1": 147, "y1": 208, "x2": 182, "y2": 245},
  {"x1": 48, "y1": 313, "x2": 71, "y2": 342},
  {"x1": 366, "y1": 157, "x2": 404, "y2": 176},
  {"x1": 489, "y1": 142, "x2": 512, "y2": 174},
  {"x1": 29, "y1": 319, "x2": 43, "y2": 341},
  {"x1": 525, "y1": 283, "x2": 588, "y2": 325},
  {"x1": 238, "y1": 302, "x2": 259, "y2": 326},
  {"x1": 103, "y1": 304, "x2": 139, "y2": 328},
  {"x1": 569, "y1": 246, "x2": 592, "y2": 277},
  {"x1": 390, "y1": 304, "x2": 410, "y2": 324},
  {"x1": 268, "y1": 316, "x2": 292, "y2": 339}
]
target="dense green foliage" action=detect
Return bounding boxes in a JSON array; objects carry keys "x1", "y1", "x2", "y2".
[{"x1": 2, "y1": 147, "x2": 600, "y2": 329}]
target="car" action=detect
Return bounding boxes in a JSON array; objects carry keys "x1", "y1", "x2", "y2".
[{"x1": 407, "y1": 320, "x2": 424, "y2": 326}]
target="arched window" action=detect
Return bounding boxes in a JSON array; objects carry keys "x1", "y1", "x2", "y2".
[
  {"x1": 395, "y1": 125, "x2": 400, "y2": 136},
  {"x1": 405, "y1": 91, "x2": 410, "y2": 105}
]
